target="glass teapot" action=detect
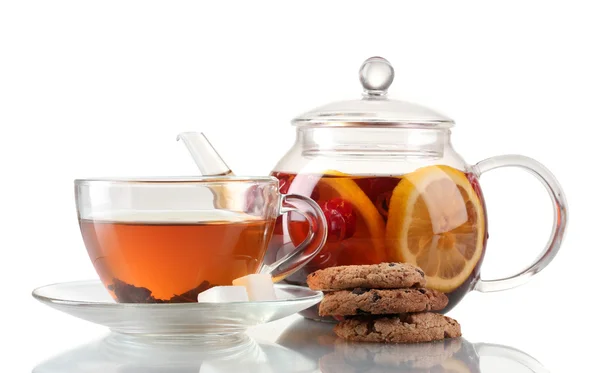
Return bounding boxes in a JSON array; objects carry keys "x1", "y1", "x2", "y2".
[{"x1": 266, "y1": 57, "x2": 567, "y2": 318}]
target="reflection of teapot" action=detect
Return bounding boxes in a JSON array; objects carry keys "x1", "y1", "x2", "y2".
[
  {"x1": 179, "y1": 56, "x2": 568, "y2": 321},
  {"x1": 276, "y1": 318, "x2": 550, "y2": 373},
  {"x1": 318, "y1": 340, "x2": 552, "y2": 373}
]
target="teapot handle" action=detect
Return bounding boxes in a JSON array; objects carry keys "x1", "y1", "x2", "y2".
[{"x1": 472, "y1": 155, "x2": 567, "y2": 293}]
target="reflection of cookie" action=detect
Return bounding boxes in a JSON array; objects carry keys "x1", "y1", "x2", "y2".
[
  {"x1": 319, "y1": 288, "x2": 448, "y2": 316},
  {"x1": 334, "y1": 338, "x2": 462, "y2": 369},
  {"x1": 307, "y1": 263, "x2": 426, "y2": 291},
  {"x1": 334, "y1": 313, "x2": 461, "y2": 343},
  {"x1": 318, "y1": 352, "x2": 357, "y2": 373}
]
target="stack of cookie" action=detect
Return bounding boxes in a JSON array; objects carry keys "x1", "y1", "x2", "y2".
[{"x1": 307, "y1": 263, "x2": 461, "y2": 343}]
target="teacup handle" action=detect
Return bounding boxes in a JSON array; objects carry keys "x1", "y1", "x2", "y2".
[
  {"x1": 472, "y1": 155, "x2": 568, "y2": 293},
  {"x1": 475, "y1": 343, "x2": 551, "y2": 372},
  {"x1": 261, "y1": 194, "x2": 328, "y2": 282}
]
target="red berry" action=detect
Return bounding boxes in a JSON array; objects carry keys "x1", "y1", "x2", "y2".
[
  {"x1": 365, "y1": 178, "x2": 399, "y2": 203},
  {"x1": 273, "y1": 172, "x2": 295, "y2": 194},
  {"x1": 319, "y1": 198, "x2": 357, "y2": 241}
]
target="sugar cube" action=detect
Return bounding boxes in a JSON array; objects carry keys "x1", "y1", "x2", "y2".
[
  {"x1": 197, "y1": 286, "x2": 249, "y2": 303},
  {"x1": 232, "y1": 274, "x2": 277, "y2": 301}
]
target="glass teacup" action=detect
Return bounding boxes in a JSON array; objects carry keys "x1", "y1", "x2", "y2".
[{"x1": 75, "y1": 176, "x2": 327, "y2": 303}]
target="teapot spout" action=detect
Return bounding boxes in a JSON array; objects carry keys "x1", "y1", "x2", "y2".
[{"x1": 177, "y1": 132, "x2": 233, "y2": 176}]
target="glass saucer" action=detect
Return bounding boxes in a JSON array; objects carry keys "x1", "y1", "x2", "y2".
[{"x1": 32, "y1": 280, "x2": 323, "y2": 340}]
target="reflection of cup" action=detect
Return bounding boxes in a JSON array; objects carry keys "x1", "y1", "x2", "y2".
[
  {"x1": 33, "y1": 332, "x2": 317, "y2": 373},
  {"x1": 75, "y1": 176, "x2": 327, "y2": 303}
]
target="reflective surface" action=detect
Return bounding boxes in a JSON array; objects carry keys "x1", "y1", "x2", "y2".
[{"x1": 34, "y1": 317, "x2": 550, "y2": 373}]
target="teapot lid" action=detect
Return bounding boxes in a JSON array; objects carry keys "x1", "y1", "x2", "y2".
[{"x1": 292, "y1": 56, "x2": 454, "y2": 128}]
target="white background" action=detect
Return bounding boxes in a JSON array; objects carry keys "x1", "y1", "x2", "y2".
[{"x1": 0, "y1": 1, "x2": 597, "y2": 371}]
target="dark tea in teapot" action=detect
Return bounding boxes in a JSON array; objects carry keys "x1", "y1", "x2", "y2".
[{"x1": 272, "y1": 165, "x2": 488, "y2": 311}]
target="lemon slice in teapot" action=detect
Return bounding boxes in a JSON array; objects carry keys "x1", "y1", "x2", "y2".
[{"x1": 386, "y1": 165, "x2": 486, "y2": 292}]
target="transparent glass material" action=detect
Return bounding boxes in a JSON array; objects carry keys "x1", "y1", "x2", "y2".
[
  {"x1": 75, "y1": 176, "x2": 327, "y2": 303},
  {"x1": 270, "y1": 56, "x2": 568, "y2": 320},
  {"x1": 33, "y1": 318, "x2": 551, "y2": 372},
  {"x1": 177, "y1": 132, "x2": 233, "y2": 176},
  {"x1": 292, "y1": 56, "x2": 454, "y2": 128},
  {"x1": 32, "y1": 280, "x2": 322, "y2": 338}
]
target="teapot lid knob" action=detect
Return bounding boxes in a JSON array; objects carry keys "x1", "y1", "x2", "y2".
[{"x1": 359, "y1": 56, "x2": 395, "y2": 96}]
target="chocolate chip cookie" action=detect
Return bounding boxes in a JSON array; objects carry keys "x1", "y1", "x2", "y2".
[
  {"x1": 334, "y1": 313, "x2": 461, "y2": 343},
  {"x1": 307, "y1": 262, "x2": 426, "y2": 291},
  {"x1": 319, "y1": 288, "x2": 448, "y2": 316}
]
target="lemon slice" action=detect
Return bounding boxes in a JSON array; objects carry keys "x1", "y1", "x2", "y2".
[{"x1": 386, "y1": 165, "x2": 485, "y2": 292}]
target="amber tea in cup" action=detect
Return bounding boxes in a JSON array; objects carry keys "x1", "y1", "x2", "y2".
[
  {"x1": 80, "y1": 213, "x2": 274, "y2": 302},
  {"x1": 75, "y1": 177, "x2": 327, "y2": 303}
]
